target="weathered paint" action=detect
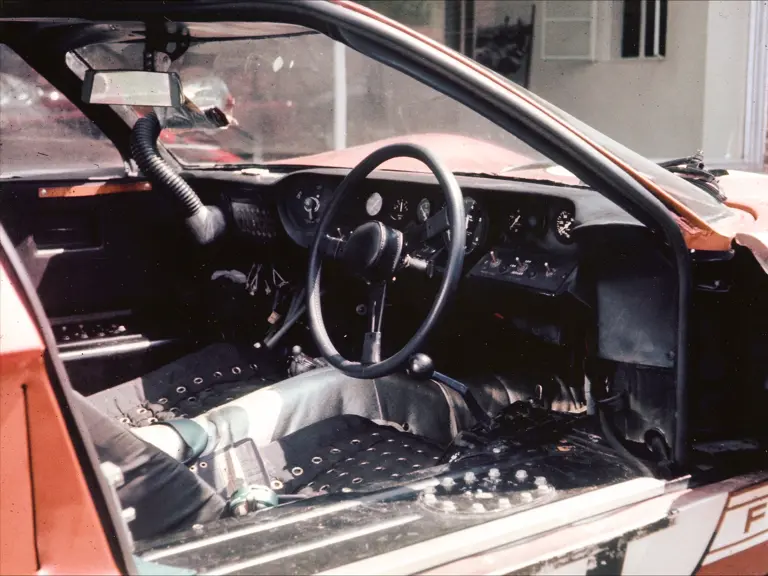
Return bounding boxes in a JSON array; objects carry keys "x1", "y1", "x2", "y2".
[{"x1": 0, "y1": 263, "x2": 119, "y2": 575}]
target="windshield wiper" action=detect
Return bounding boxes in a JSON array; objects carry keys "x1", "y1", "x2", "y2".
[{"x1": 658, "y1": 151, "x2": 727, "y2": 201}]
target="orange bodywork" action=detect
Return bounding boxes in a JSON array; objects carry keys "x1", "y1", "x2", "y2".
[{"x1": 0, "y1": 264, "x2": 120, "y2": 575}]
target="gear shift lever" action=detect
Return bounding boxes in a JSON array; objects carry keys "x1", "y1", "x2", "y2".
[{"x1": 407, "y1": 354, "x2": 492, "y2": 429}]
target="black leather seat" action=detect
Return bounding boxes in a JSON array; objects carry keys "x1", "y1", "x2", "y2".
[
  {"x1": 76, "y1": 391, "x2": 441, "y2": 542},
  {"x1": 192, "y1": 414, "x2": 443, "y2": 497}
]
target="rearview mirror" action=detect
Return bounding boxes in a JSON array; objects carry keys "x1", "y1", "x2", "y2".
[{"x1": 82, "y1": 70, "x2": 183, "y2": 107}]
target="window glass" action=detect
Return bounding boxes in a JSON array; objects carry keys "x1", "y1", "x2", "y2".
[{"x1": 0, "y1": 45, "x2": 123, "y2": 178}]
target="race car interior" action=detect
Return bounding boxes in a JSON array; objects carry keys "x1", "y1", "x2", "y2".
[{"x1": 1, "y1": 15, "x2": 766, "y2": 549}]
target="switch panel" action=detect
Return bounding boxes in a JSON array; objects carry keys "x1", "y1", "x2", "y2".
[{"x1": 469, "y1": 247, "x2": 577, "y2": 295}]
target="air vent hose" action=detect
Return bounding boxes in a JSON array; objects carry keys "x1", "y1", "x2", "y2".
[{"x1": 130, "y1": 111, "x2": 225, "y2": 245}]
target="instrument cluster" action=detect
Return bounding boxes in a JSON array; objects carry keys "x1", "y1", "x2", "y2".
[{"x1": 278, "y1": 176, "x2": 578, "y2": 265}]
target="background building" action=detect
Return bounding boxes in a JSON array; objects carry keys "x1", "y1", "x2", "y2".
[{"x1": 363, "y1": 0, "x2": 768, "y2": 171}]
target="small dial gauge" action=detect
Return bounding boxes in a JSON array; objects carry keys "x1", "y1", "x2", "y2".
[
  {"x1": 507, "y1": 209, "x2": 524, "y2": 234},
  {"x1": 366, "y1": 192, "x2": 383, "y2": 217},
  {"x1": 391, "y1": 198, "x2": 409, "y2": 221},
  {"x1": 555, "y1": 209, "x2": 575, "y2": 242},
  {"x1": 294, "y1": 186, "x2": 323, "y2": 224},
  {"x1": 416, "y1": 198, "x2": 431, "y2": 223}
]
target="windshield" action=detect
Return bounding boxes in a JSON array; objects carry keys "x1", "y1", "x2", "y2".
[{"x1": 75, "y1": 21, "x2": 733, "y2": 223}]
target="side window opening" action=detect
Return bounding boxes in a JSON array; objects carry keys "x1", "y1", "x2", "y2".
[{"x1": 0, "y1": 44, "x2": 123, "y2": 178}]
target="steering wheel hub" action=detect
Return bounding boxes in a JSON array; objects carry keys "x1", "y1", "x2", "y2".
[{"x1": 341, "y1": 221, "x2": 403, "y2": 280}]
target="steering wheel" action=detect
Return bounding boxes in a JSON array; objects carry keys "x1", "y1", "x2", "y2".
[{"x1": 307, "y1": 143, "x2": 465, "y2": 379}]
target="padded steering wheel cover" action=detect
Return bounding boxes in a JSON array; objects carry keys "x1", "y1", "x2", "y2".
[{"x1": 307, "y1": 143, "x2": 465, "y2": 379}]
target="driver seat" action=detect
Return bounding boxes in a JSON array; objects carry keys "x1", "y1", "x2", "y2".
[
  {"x1": 80, "y1": 345, "x2": 518, "y2": 540},
  {"x1": 77, "y1": 391, "x2": 441, "y2": 541}
]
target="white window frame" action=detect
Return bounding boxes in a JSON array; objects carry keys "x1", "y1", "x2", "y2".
[
  {"x1": 540, "y1": 0, "x2": 599, "y2": 61},
  {"x1": 743, "y1": 0, "x2": 768, "y2": 170},
  {"x1": 622, "y1": 0, "x2": 666, "y2": 60}
]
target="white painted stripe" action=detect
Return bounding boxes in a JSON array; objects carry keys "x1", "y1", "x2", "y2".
[
  {"x1": 703, "y1": 528, "x2": 768, "y2": 565},
  {"x1": 321, "y1": 478, "x2": 666, "y2": 575},
  {"x1": 204, "y1": 515, "x2": 422, "y2": 575},
  {"x1": 622, "y1": 492, "x2": 728, "y2": 575},
  {"x1": 709, "y1": 495, "x2": 768, "y2": 552},
  {"x1": 728, "y1": 483, "x2": 768, "y2": 508}
]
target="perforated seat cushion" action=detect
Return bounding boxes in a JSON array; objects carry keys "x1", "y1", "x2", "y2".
[
  {"x1": 88, "y1": 344, "x2": 276, "y2": 426},
  {"x1": 192, "y1": 415, "x2": 444, "y2": 497}
]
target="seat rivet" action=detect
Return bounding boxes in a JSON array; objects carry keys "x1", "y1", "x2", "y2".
[
  {"x1": 193, "y1": 377, "x2": 203, "y2": 385},
  {"x1": 312, "y1": 456, "x2": 323, "y2": 464},
  {"x1": 158, "y1": 397, "x2": 168, "y2": 405},
  {"x1": 291, "y1": 467, "x2": 304, "y2": 476},
  {"x1": 176, "y1": 386, "x2": 187, "y2": 394},
  {"x1": 271, "y1": 479, "x2": 284, "y2": 490},
  {"x1": 199, "y1": 462, "x2": 208, "y2": 469},
  {"x1": 352, "y1": 477, "x2": 363, "y2": 484},
  {"x1": 232, "y1": 366, "x2": 242, "y2": 375},
  {"x1": 213, "y1": 372, "x2": 222, "y2": 378}
]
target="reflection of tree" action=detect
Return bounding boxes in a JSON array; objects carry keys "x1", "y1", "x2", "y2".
[
  {"x1": 356, "y1": 0, "x2": 432, "y2": 26},
  {"x1": 474, "y1": 15, "x2": 534, "y2": 83}
]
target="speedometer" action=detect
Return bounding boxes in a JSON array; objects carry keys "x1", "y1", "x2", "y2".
[{"x1": 554, "y1": 209, "x2": 575, "y2": 242}]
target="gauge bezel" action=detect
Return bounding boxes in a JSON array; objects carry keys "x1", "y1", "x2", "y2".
[
  {"x1": 442, "y1": 195, "x2": 488, "y2": 255},
  {"x1": 365, "y1": 192, "x2": 383, "y2": 217},
  {"x1": 553, "y1": 208, "x2": 576, "y2": 243}
]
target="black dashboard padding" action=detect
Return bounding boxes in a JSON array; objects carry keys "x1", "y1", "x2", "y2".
[{"x1": 583, "y1": 229, "x2": 676, "y2": 368}]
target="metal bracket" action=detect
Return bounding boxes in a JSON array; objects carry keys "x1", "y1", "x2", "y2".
[{"x1": 143, "y1": 21, "x2": 190, "y2": 72}]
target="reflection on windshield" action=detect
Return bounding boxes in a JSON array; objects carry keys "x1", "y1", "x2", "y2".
[
  {"x1": 77, "y1": 34, "x2": 548, "y2": 171},
  {"x1": 75, "y1": 22, "x2": 732, "y2": 223}
]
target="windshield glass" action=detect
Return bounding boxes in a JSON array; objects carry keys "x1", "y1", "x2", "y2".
[{"x1": 75, "y1": 21, "x2": 733, "y2": 223}]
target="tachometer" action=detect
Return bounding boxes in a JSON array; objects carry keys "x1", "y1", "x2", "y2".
[
  {"x1": 554, "y1": 209, "x2": 575, "y2": 242},
  {"x1": 366, "y1": 192, "x2": 383, "y2": 217}
]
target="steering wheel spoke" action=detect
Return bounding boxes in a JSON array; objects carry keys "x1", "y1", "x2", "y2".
[
  {"x1": 362, "y1": 281, "x2": 387, "y2": 364},
  {"x1": 318, "y1": 233, "x2": 346, "y2": 260},
  {"x1": 361, "y1": 281, "x2": 387, "y2": 364}
]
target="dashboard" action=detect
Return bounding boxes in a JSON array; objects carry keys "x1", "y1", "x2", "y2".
[{"x1": 272, "y1": 171, "x2": 608, "y2": 297}]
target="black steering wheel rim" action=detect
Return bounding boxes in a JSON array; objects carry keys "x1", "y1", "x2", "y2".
[{"x1": 307, "y1": 143, "x2": 465, "y2": 379}]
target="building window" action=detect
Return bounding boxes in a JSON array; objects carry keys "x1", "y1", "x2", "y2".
[{"x1": 621, "y1": 0, "x2": 668, "y2": 58}]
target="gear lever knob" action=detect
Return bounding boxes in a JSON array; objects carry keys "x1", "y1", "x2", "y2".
[{"x1": 407, "y1": 353, "x2": 435, "y2": 380}]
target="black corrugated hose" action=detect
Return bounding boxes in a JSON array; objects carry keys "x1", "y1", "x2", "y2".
[{"x1": 130, "y1": 111, "x2": 225, "y2": 244}]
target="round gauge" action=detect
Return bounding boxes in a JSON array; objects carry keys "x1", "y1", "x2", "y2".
[
  {"x1": 555, "y1": 209, "x2": 575, "y2": 242},
  {"x1": 366, "y1": 192, "x2": 383, "y2": 217},
  {"x1": 294, "y1": 186, "x2": 323, "y2": 225},
  {"x1": 443, "y1": 196, "x2": 486, "y2": 254},
  {"x1": 507, "y1": 208, "x2": 524, "y2": 235},
  {"x1": 416, "y1": 198, "x2": 431, "y2": 223},
  {"x1": 391, "y1": 198, "x2": 409, "y2": 222}
]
